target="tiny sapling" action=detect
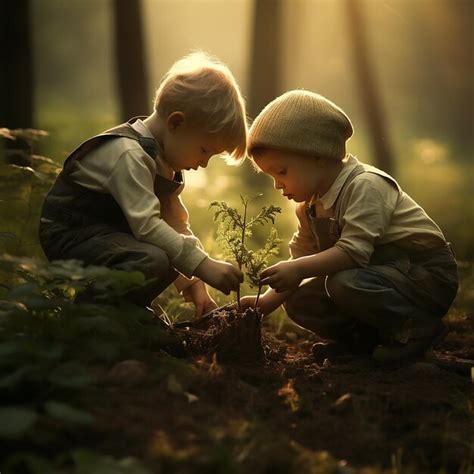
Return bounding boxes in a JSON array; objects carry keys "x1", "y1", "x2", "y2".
[{"x1": 209, "y1": 195, "x2": 282, "y2": 308}]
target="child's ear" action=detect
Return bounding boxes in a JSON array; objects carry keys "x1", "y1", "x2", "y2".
[{"x1": 167, "y1": 112, "x2": 185, "y2": 132}]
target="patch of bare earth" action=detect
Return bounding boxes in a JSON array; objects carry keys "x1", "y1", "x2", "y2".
[{"x1": 5, "y1": 310, "x2": 473, "y2": 473}]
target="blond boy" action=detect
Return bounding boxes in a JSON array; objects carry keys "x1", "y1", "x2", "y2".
[
  {"x1": 241, "y1": 90, "x2": 458, "y2": 364},
  {"x1": 40, "y1": 52, "x2": 245, "y2": 315}
]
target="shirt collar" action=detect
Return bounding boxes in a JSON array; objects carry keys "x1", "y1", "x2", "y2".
[
  {"x1": 130, "y1": 118, "x2": 154, "y2": 139},
  {"x1": 312, "y1": 154, "x2": 360, "y2": 210},
  {"x1": 130, "y1": 119, "x2": 175, "y2": 179}
]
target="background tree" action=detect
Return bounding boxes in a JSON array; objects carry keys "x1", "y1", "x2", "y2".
[
  {"x1": 112, "y1": 0, "x2": 149, "y2": 121},
  {"x1": 0, "y1": 0, "x2": 34, "y2": 129},
  {"x1": 248, "y1": 0, "x2": 283, "y2": 119},
  {"x1": 346, "y1": 0, "x2": 394, "y2": 174}
]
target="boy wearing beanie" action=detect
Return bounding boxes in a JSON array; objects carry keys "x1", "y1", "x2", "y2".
[
  {"x1": 241, "y1": 90, "x2": 458, "y2": 364},
  {"x1": 39, "y1": 52, "x2": 246, "y2": 315}
]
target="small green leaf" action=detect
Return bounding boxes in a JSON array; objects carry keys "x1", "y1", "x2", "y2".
[
  {"x1": 0, "y1": 341, "x2": 23, "y2": 357},
  {"x1": 71, "y1": 316, "x2": 127, "y2": 338},
  {"x1": 4, "y1": 452, "x2": 58, "y2": 474},
  {"x1": 49, "y1": 362, "x2": 94, "y2": 388},
  {"x1": 0, "y1": 365, "x2": 35, "y2": 389},
  {"x1": 72, "y1": 449, "x2": 152, "y2": 474},
  {"x1": 44, "y1": 401, "x2": 94, "y2": 426},
  {"x1": 0, "y1": 406, "x2": 38, "y2": 439}
]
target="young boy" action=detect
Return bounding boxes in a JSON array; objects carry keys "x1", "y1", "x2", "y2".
[
  {"x1": 39, "y1": 52, "x2": 246, "y2": 316},
  {"x1": 241, "y1": 90, "x2": 458, "y2": 364}
]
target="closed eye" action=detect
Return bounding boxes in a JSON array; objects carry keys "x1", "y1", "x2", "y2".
[
  {"x1": 276, "y1": 169, "x2": 287, "y2": 176},
  {"x1": 201, "y1": 147, "x2": 207, "y2": 154}
]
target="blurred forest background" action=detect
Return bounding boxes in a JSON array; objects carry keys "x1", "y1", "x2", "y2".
[
  {"x1": 1, "y1": 0, "x2": 473, "y2": 262},
  {"x1": 0, "y1": 3, "x2": 473, "y2": 472}
]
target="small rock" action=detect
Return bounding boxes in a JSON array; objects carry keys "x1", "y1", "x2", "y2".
[
  {"x1": 322, "y1": 358, "x2": 331, "y2": 369},
  {"x1": 413, "y1": 362, "x2": 443, "y2": 373},
  {"x1": 265, "y1": 344, "x2": 287, "y2": 361},
  {"x1": 166, "y1": 373, "x2": 184, "y2": 394},
  {"x1": 398, "y1": 361, "x2": 444, "y2": 376},
  {"x1": 330, "y1": 393, "x2": 353, "y2": 414},
  {"x1": 105, "y1": 359, "x2": 148, "y2": 387}
]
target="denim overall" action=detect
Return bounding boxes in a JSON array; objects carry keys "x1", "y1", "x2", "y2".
[
  {"x1": 285, "y1": 165, "x2": 458, "y2": 344},
  {"x1": 39, "y1": 118, "x2": 181, "y2": 305}
]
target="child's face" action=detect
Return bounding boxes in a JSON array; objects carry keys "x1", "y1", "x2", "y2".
[
  {"x1": 162, "y1": 112, "x2": 228, "y2": 172},
  {"x1": 254, "y1": 149, "x2": 334, "y2": 202}
]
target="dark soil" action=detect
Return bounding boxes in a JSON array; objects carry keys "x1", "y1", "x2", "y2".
[
  {"x1": 183, "y1": 307, "x2": 265, "y2": 362},
  {"x1": 3, "y1": 312, "x2": 473, "y2": 474}
]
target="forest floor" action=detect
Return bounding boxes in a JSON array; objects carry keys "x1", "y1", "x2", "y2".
[{"x1": 3, "y1": 307, "x2": 472, "y2": 474}]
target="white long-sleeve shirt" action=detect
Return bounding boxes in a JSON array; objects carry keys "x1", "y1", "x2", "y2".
[
  {"x1": 69, "y1": 119, "x2": 207, "y2": 286},
  {"x1": 289, "y1": 154, "x2": 447, "y2": 266}
]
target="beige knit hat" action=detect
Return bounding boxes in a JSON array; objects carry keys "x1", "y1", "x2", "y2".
[{"x1": 248, "y1": 90, "x2": 353, "y2": 160}]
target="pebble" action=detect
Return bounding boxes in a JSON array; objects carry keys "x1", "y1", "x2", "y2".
[
  {"x1": 105, "y1": 359, "x2": 148, "y2": 387},
  {"x1": 330, "y1": 393, "x2": 353, "y2": 414}
]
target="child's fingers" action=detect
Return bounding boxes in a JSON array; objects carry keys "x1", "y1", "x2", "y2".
[
  {"x1": 260, "y1": 277, "x2": 271, "y2": 286},
  {"x1": 194, "y1": 303, "x2": 204, "y2": 318},
  {"x1": 260, "y1": 267, "x2": 276, "y2": 279},
  {"x1": 264, "y1": 275, "x2": 283, "y2": 289}
]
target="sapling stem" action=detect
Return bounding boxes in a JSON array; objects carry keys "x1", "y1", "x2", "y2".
[
  {"x1": 237, "y1": 198, "x2": 248, "y2": 310},
  {"x1": 254, "y1": 281, "x2": 263, "y2": 309}
]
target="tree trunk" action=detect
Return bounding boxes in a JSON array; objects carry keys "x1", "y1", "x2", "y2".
[
  {"x1": 346, "y1": 0, "x2": 394, "y2": 173},
  {"x1": 112, "y1": 0, "x2": 149, "y2": 121},
  {"x1": 0, "y1": 0, "x2": 34, "y2": 129},
  {"x1": 248, "y1": 0, "x2": 282, "y2": 120}
]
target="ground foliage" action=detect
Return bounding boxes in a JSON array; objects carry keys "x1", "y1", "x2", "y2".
[{"x1": 0, "y1": 129, "x2": 473, "y2": 473}]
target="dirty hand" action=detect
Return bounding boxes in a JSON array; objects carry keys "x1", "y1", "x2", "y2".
[
  {"x1": 194, "y1": 257, "x2": 244, "y2": 295},
  {"x1": 260, "y1": 260, "x2": 302, "y2": 293},
  {"x1": 182, "y1": 280, "x2": 217, "y2": 318},
  {"x1": 238, "y1": 295, "x2": 257, "y2": 311}
]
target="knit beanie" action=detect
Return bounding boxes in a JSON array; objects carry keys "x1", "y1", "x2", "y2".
[{"x1": 248, "y1": 90, "x2": 353, "y2": 160}]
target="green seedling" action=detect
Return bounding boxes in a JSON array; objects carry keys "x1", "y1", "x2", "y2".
[{"x1": 209, "y1": 194, "x2": 282, "y2": 309}]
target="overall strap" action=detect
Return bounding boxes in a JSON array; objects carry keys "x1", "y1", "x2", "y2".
[
  {"x1": 332, "y1": 164, "x2": 366, "y2": 227},
  {"x1": 305, "y1": 165, "x2": 366, "y2": 241},
  {"x1": 305, "y1": 162, "x2": 398, "y2": 251},
  {"x1": 333, "y1": 163, "x2": 400, "y2": 230},
  {"x1": 62, "y1": 118, "x2": 156, "y2": 176}
]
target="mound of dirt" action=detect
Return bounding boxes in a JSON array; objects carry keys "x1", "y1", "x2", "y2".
[{"x1": 182, "y1": 307, "x2": 264, "y2": 362}]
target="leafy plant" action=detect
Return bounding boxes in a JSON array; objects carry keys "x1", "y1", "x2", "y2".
[
  {"x1": 0, "y1": 127, "x2": 60, "y2": 258},
  {"x1": 209, "y1": 194, "x2": 282, "y2": 308},
  {"x1": 0, "y1": 255, "x2": 184, "y2": 443}
]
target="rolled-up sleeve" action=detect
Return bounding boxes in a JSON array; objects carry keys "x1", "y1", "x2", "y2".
[
  {"x1": 289, "y1": 203, "x2": 319, "y2": 259},
  {"x1": 105, "y1": 150, "x2": 207, "y2": 277},
  {"x1": 334, "y1": 176, "x2": 397, "y2": 266}
]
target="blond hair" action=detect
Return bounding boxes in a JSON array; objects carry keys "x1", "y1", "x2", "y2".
[{"x1": 154, "y1": 51, "x2": 248, "y2": 162}]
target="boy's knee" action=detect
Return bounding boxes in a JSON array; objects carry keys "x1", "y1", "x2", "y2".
[
  {"x1": 284, "y1": 296, "x2": 318, "y2": 333},
  {"x1": 284, "y1": 292, "x2": 356, "y2": 339},
  {"x1": 139, "y1": 246, "x2": 172, "y2": 277},
  {"x1": 284, "y1": 289, "x2": 326, "y2": 322},
  {"x1": 325, "y1": 270, "x2": 358, "y2": 304},
  {"x1": 117, "y1": 244, "x2": 173, "y2": 279},
  {"x1": 284, "y1": 294, "x2": 303, "y2": 323},
  {"x1": 284, "y1": 290, "x2": 336, "y2": 335}
]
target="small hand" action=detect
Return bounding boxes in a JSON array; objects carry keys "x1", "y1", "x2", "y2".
[
  {"x1": 182, "y1": 281, "x2": 217, "y2": 318},
  {"x1": 260, "y1": 260, "x2": 303, "y2": 293},
  {"x1": 194, "y1": 257, "x2": 244, "y2": 295},
  {"x1": 238, "y1": 295, "x2": 257, "y2": 311}
]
